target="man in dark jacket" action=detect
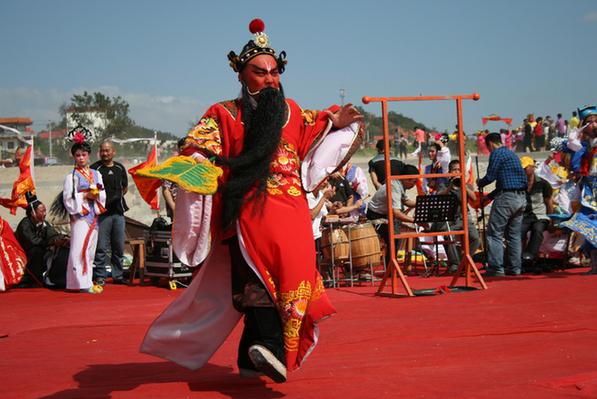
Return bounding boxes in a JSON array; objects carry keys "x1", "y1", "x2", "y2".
[{"x1": 91, "y1": 139, "x2": 129, "y2": 285}]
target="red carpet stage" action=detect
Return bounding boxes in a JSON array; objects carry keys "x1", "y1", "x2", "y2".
[{"x1": 2, "y1": 269, "x2": 597, "y2": 398}]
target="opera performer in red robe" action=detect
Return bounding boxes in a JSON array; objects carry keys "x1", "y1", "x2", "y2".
[{"x1": 140, "y1": 19, "x2": 364, "y2": 383}]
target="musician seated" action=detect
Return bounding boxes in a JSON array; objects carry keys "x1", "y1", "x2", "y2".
[
  {"x1": 366, "y1": 164, "x2": 419, "y2": 263},
  {"x1": 520, "y1": 156, "x2": 554, "y2": 272},
  {"x1": 15, "y1": 193, "x2": 69, "y2": 288},
  {"x1": 327, "y1": 172, "x2": 362, "y2": 218},
  {"x1": 431, "y1": 160, "x2": 481, "y2": 273},
  {"x1": 307, "y1": 182, "x2": 334, "y2": 279}
]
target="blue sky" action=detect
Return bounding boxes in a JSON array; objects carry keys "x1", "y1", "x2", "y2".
[{"x1": 1, "y1": 0, "x2": 596, "y2": 136}]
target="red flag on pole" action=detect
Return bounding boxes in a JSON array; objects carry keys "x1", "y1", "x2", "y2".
[
  {"x1": 128, "y1": 146, "x2": 161, "y2": 211},
  {"x1": 0, "y1": 145, "x2": 36, "y2": 215}
]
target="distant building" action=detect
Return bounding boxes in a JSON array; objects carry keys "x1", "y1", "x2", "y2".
[
  {"x1": 66, "y1": 109, "x2": 107, "y2": 139},
  {"x1": 37, "y1": 129, "x2": 66, "y2": 140},
  {"x1": 0, "y1": 117, "x2": 33, "y2": 161}
]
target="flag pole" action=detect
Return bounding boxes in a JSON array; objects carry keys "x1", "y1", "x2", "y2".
[
  {"x1": 475, "y1": 155, "x2": 488, "y2": 268},
  {"x1": 29, "y1": 131, "x2": 36, "y2": 188},
  {"x1": 154, "y1": 131, "x2": 160, "y2": 217}
]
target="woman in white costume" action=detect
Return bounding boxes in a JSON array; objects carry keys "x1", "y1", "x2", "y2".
[{"x1": 62, "y1": 130, "x2": 106, "y2": 293}]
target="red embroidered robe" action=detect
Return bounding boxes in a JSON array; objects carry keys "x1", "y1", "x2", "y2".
[{"x1": 142, "y1": 98, "x2": 362, "y2": 372}]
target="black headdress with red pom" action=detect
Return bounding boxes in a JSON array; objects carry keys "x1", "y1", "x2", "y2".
[
  {"x1": 65, "y1": 124, "x2": 94, "y2": 155},
  {"x1": 228, "y1": 19, "x2": 287, "y2": 74}
]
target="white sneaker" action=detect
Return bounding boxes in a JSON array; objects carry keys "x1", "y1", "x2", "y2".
[{"x1": 248, "y1": 344, "x2": 287, "y2": 383}]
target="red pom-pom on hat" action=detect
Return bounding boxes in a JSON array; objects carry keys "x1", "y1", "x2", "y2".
[
  {"x1": 73, "y1": 131, "x2": 85, "y2": 144},
  {"x1": 249, "y1": 18, "x2": 265, "y2": 34}
]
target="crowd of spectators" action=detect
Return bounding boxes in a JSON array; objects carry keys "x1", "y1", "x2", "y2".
[
  {"x1": 2, "y1": 108, "x2": 595, "y2": 291},
  {"x1": 308, "y1": 105, "x2": 596, "y2": 279}
]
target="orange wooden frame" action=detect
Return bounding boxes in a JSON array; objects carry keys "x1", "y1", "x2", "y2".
[{"x1": 362, "y1": 93, "x2": 487, "y2": 297}]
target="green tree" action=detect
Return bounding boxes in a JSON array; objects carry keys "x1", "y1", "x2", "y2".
[
  {"x1": 59, "y1": 91, "x2": 134, "y2": 140},
  {"x1": 356, "y1": 106, "x2": 430, "y2": 145}
]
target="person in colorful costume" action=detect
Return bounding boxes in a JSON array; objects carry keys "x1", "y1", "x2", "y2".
[
  {"x1": 476, "y1": 130, "x2": 490, "y2": 156},
  {"x1": 62, "y1": 128, "x2": 106, "y2": 293},
  {"x1": 561, "y1": 105, "x2": 597, "y2": 273},
  {"x1": 140, "y1": 19, "x2": 363, "y2": 382},
  {"x1": 0, "y1": 215, "x2": 27, "y2": 291}
]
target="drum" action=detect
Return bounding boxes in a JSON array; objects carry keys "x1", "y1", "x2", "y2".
[
  {"x1": 321, "y1": 227, "x2": 349, "y2": 261},
  {"x1": 344, "y1": 223, "x2": 381, "y2": 269}
]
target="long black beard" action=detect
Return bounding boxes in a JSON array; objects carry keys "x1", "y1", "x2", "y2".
[{"x1": 218, "y1": 85, "x2": 286, "y2": 229}]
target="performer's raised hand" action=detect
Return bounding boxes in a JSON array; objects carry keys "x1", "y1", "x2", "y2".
[{"x1": 326, "y1": 103, "x2": 364, "y2": 129}]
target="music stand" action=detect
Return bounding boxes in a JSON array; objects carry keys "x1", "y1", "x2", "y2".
[
  {"x1": 414, "y1": 194, "x2": 458, "y2": 225},
  {"x1": 413, "y1": 195, "x2": 458, "y2": 278}
]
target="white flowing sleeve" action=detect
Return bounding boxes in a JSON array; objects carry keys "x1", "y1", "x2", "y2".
[
  {"x1": 62, "y1": 173, "x2": 86, "y2": 216},
  {"x1": 171, "y1": 152, "x2": 213, "y2": 267},
  {"x1": 437, "y1": 146, "x2": 451, "y2": 173},
  {"x1": 301, "y1": 122, "x2": 361, "y2": 192},
  {"x1": 354, "y1": 165, "x2": 369, "y2": 198}
]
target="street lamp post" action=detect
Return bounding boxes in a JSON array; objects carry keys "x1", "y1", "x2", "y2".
[{"x1": 47, "y1": 121, "x2": 53, "y2": 160}]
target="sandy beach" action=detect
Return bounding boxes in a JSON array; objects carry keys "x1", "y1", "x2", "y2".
[
  {"x1": 0, "y1": 150, "x2": 516, "y2": 231},
  {"x1": 0, "y1": 163, "x2": 160, "y2": 230}
]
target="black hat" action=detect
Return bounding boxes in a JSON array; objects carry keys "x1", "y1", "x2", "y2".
[
  {"x1": 25, "y1": 191, "x2": 39, "y2": 205},
  {"x1": 227, "y1": 19, "x2": 287, "y2": 74},
  {"x1": 25, "y1": 191, "x2": 41, "y2": 214}
]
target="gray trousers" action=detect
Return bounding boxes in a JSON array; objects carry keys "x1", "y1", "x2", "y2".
[
  {"x1": 93, "y1": 213, "x2": 126, "y2": 280},
  {"x1": 486, "y1": 191, "x2": 527, "y2": 273}
]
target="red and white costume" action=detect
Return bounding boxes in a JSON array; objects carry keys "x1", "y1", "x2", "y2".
[
  {"x1": 141, "y1": 98, "x2": 361, "y2": 371},
  {"x1": 62, "y1": 168, "x2": 106, "y2": 290}
]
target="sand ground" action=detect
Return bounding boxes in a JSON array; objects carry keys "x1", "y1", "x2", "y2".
[{"x1": 0, "y1": 150, "x2": 538, "y2": 232}]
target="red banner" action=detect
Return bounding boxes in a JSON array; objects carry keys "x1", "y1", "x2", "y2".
[
  {"x1": 128, "y1": 146, "x2": 161, "y2": 211},
  {"x1": 0, "y1": 146, "x2": 36, "y2": 215},
  {"x1": 0, "y1": 216, "x2": 27, "y2": 287},
  {"x1": 482, "y1": 115, "x2": 512, "y2": 126}
]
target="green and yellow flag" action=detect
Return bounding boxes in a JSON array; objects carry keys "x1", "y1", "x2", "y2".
[{"x1": 136, "y1": 155, "x2": 223, "y2": 195}]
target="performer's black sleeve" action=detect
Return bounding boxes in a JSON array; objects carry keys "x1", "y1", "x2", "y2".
[{"x1": 15, "y1": 219, "x2": 44, "y2": 248}]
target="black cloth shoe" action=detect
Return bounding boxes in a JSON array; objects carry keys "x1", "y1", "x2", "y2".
[
  {"x1": 240, "y1": 307, "x2": 287, "y2": 383},
  {"x1": 112, "y1": 278, "x2": 131, "y2": 286},
  {"x1": 248, "y1": 344, "x2": 287, "y2": 383}
]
